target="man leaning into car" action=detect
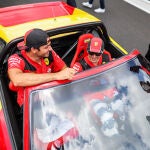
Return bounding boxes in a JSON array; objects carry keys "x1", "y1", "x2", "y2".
[{"x1": 7, "y1": 28, "x2": 76, "y2": 107}]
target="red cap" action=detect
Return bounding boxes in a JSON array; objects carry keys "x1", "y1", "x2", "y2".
[{"x1": 88, "y1": 37, "x2": 104, "y2": 53}]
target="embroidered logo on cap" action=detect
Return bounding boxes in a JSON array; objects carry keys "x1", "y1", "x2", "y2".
[{"x1": 94, "y1": 42, "x2": 98, "y2": 46}]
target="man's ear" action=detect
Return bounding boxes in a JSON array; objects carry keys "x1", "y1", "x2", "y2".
[{"x1": 31, "y1": 47, "x2": 38, "y2": 53}]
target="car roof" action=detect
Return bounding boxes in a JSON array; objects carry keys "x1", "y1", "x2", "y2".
[{"x1": 0, "y1": 1, "x2": 99, "y2": 43}]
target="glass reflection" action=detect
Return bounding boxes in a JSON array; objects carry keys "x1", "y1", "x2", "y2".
[{"x1": 30, "y1": 57, "x2": 150, "y2": 150}]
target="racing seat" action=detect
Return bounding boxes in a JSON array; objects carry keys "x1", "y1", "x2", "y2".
[
  {"x1": 70, "y1": 33, "x2": 94, "y2": 67},
  {"x1": 103, "y1": 50, "x2": 112, "y2": 62}
]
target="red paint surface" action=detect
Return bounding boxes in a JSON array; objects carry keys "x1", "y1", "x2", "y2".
[
  {"x1": 0, "y1": 2, "x2": 74, "y2": 27},
  {"x1": 0, "y1": 110, "x2": 12, "y2": 150}
]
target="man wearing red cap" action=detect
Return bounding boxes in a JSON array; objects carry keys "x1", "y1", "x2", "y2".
[
  {"x1": 8, "y1": 28, "x2": 76, "y2": 107},
  {"x1": 73, "y1": 37, "x2": 112, "y2": 72}
]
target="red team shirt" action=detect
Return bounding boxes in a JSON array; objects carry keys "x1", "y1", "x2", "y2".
[
  {"x1": 8, "y1": 50, "x2": 66, "y2": 106},
  {"x1": 73, "y1": 55, "x2": 103, "y2": 72}
]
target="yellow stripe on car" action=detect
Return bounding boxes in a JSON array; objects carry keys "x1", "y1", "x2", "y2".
[
  {"x1": 110, "y1": 37, "x2": 128, "y2": 54},
  {"x1": 0, "y1": 9, "x2": 99, "y2": 43}
]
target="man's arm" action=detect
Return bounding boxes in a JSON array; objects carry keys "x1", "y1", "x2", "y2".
[{"x1": 8, "y1": 67, "x2": 75, "y2": 87}]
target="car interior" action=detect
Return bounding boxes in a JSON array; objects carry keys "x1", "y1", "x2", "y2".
[
  {"x1": 50, "y1": 26, "x2": 124, "y2": 67},
  {"x1": 0, "y1": 22, "x2": 125, "y2": 149}
]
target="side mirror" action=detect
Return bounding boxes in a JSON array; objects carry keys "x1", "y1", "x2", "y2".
[{"x1": 145, "y1": 44, "x2": 150, "y2": 62}]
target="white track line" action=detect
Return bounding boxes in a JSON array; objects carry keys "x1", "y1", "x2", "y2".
[{"x1": 124, "y1": 0, "x2": 150, "y2": 14}]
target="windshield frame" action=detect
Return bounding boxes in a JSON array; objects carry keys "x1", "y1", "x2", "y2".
[{"x1": 24, "y1": 49, "x2": 150, "y2": 149}]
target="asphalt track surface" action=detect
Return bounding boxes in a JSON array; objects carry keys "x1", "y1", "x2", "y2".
[{"x1": 0, "y1": 0, "x2": 150, "y2": 55}]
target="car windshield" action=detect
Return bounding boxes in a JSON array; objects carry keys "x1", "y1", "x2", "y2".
[{"x1": 29, "y1": 56, "x2": 150, "y2": 150}]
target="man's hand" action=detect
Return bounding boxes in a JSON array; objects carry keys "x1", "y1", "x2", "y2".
[{"x1": 56, "y1": 67, "x2": 76, "y2": 80}]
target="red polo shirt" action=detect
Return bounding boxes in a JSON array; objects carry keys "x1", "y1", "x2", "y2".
[{"x1": 8, "y1": 50, "x2": 65, "y2": 106}]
